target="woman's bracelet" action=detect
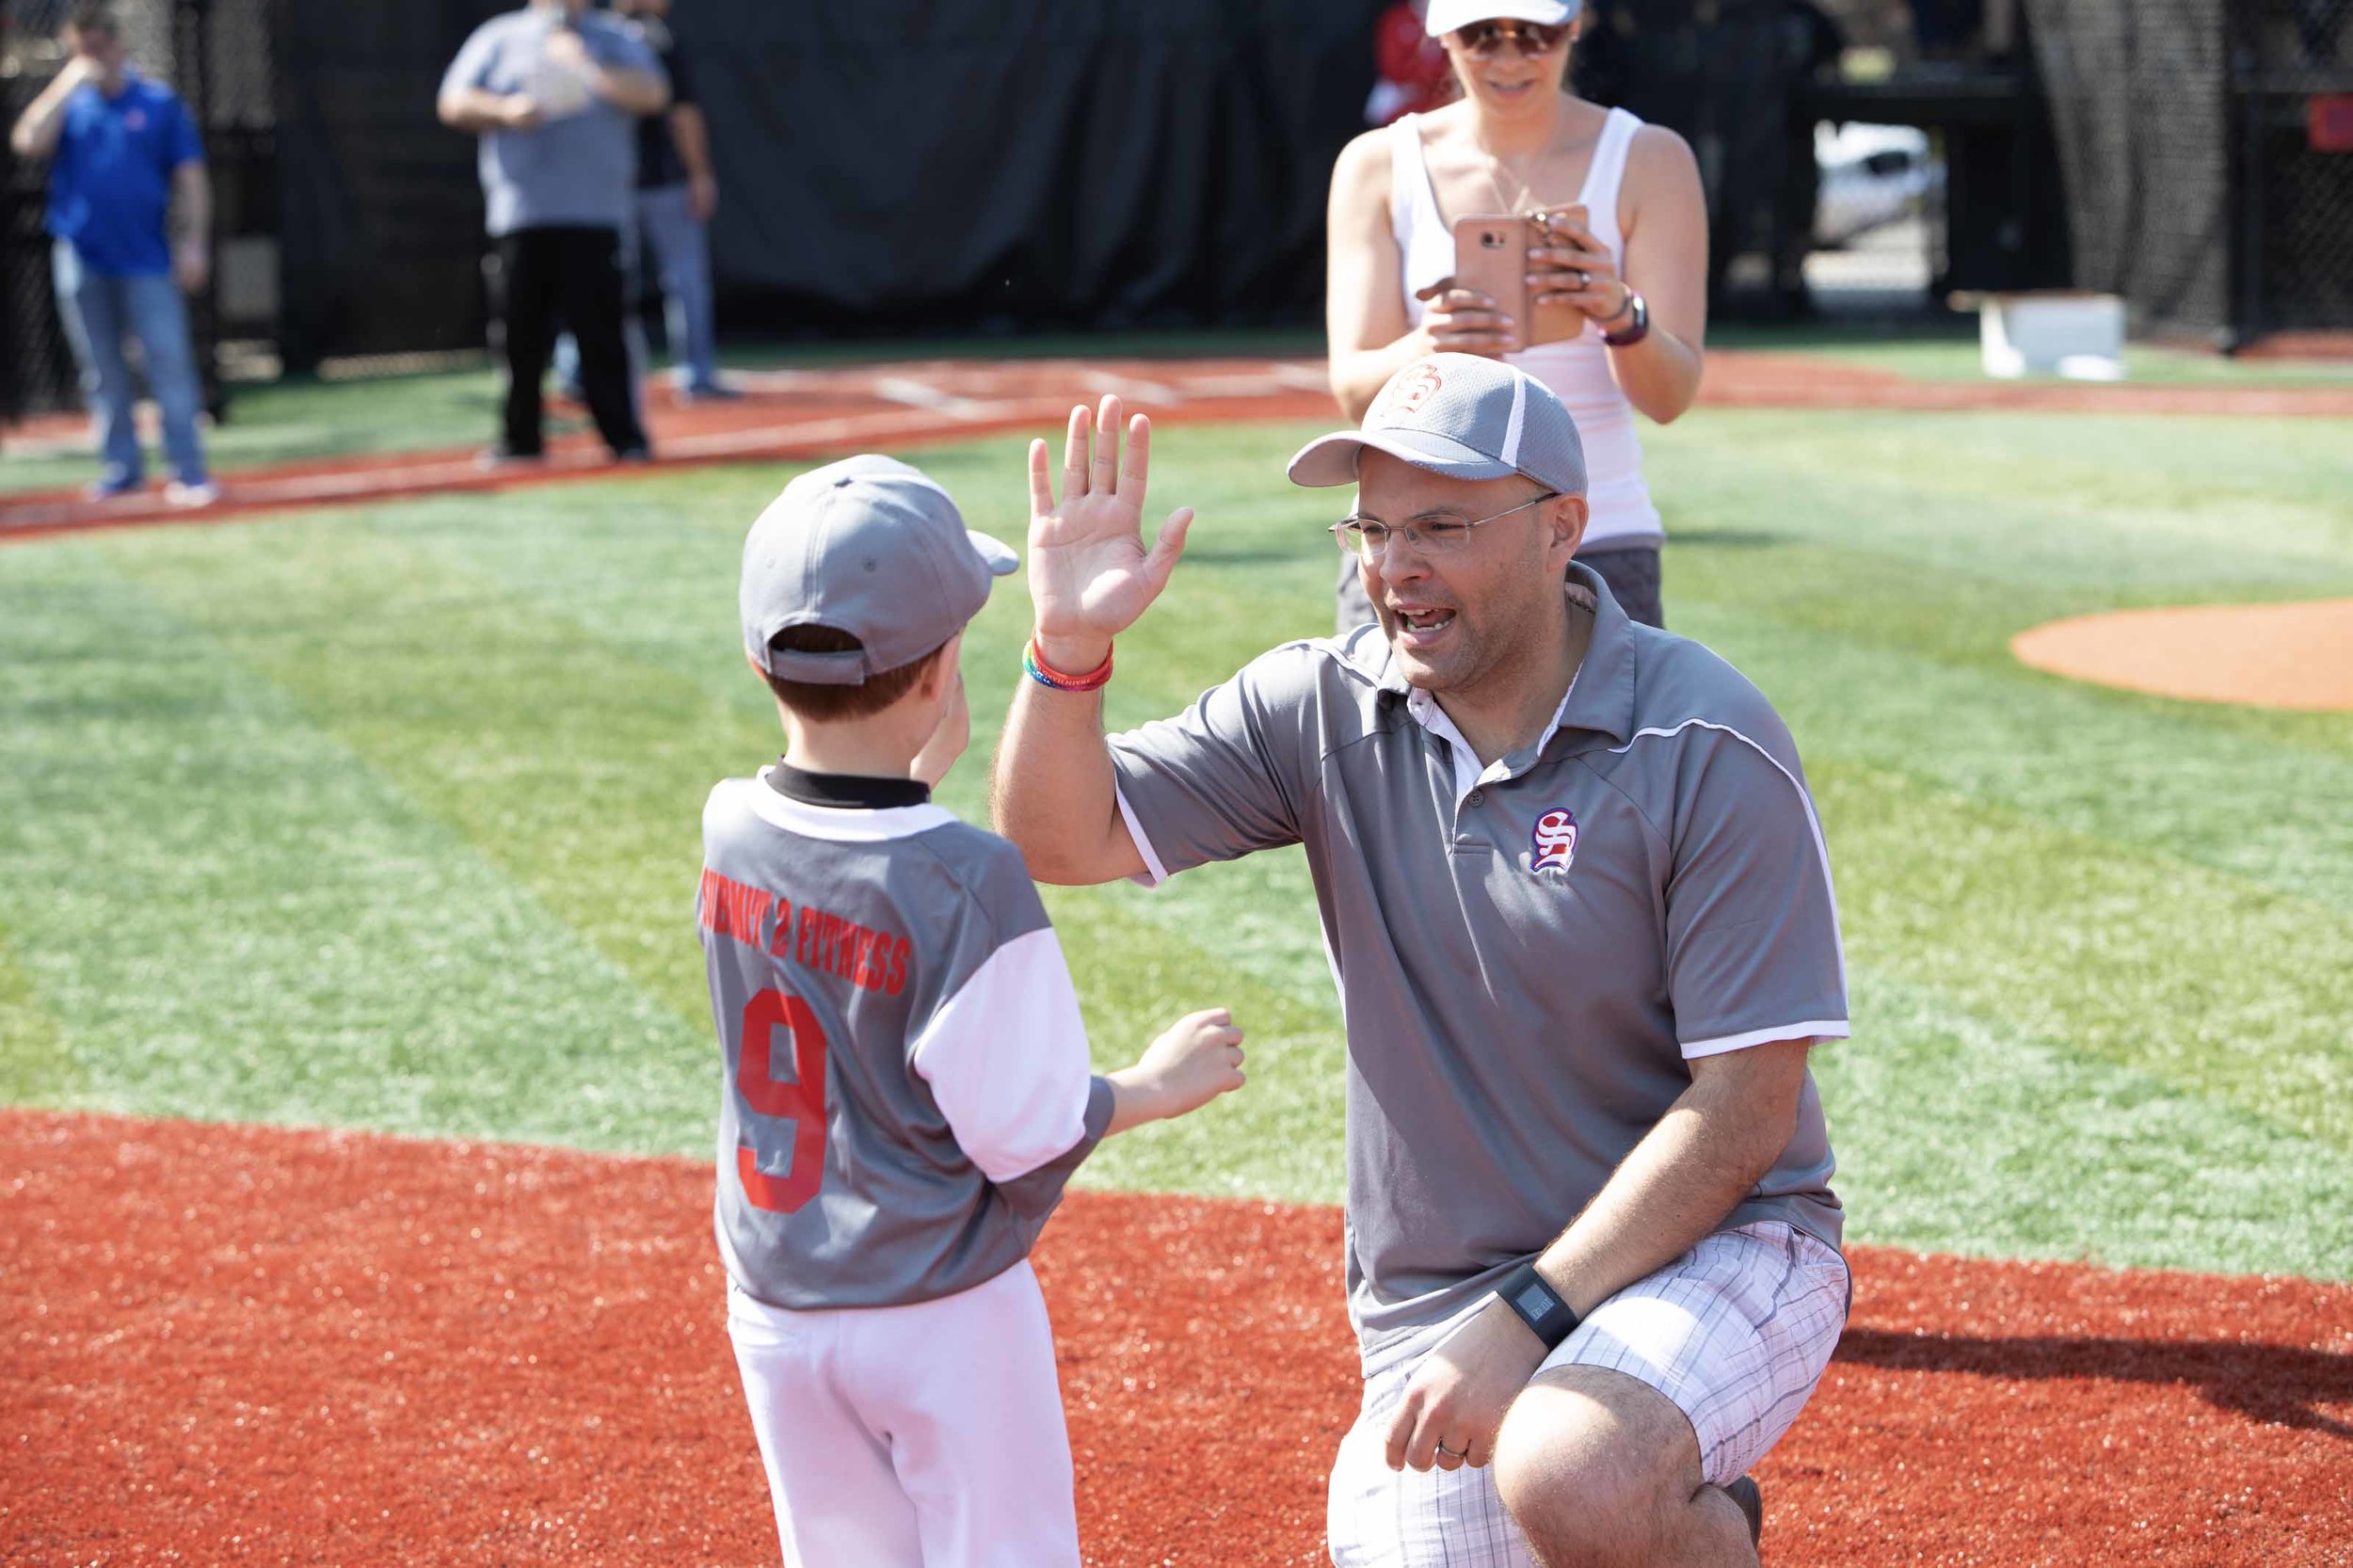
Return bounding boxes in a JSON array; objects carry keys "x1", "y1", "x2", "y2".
[{"x1": 1024, "y1": 635, "x2": 1114, "y2": 694}]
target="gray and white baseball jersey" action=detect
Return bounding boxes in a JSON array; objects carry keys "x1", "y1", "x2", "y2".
[
  {"x1": 698, "y1": 762, "x2": 1114, "y2": 1311},
  {"x1": 1107, "y1": 563, "x2": 1847, "y2": 1353}
]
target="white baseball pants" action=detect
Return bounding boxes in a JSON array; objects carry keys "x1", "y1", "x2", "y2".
[{"x1": 727, "y1": 1258, "x2": 1080, "y2": 1568}]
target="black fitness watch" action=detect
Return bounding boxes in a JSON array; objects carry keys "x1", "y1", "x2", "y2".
[
  {"x1": 1602, "y1": 289, "x2": 1651, "y2": 348},
  {"x1": 1494, "y1": 1261, "x2": 1581, "y2": 1349}
]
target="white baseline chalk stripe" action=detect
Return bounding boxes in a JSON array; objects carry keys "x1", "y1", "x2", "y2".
[{"x1": 871, "y1": 376, "x2": 993, "y2": 420}]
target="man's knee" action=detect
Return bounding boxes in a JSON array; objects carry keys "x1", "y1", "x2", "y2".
[{"x1": 1491, "y1": 1366, "x2": 1698, "y2": 1568}]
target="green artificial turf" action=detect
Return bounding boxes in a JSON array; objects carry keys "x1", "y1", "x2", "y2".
[
  {"x1": 3, "y1": 406, "x2": 2349, "y2": 1280},
  {"x1": 6, "y1": 319, "x2": 2337, "y2": 498}
]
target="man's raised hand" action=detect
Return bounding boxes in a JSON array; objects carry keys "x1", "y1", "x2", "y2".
[{"x1": 1026, "y1": 394, "x2": 1193, "y2": 672}]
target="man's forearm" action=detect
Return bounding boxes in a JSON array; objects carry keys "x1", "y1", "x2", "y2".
[
  {"x1": 989, "y1": 677, "x2": 1141, "y2": 887},
  {"x1": 670, "y1": 103, "x2": 712, "y2": 180},
  {"x1": 171, "y1": 163, "x2": 210, "y2": 246},
  {"x1": 1532, "y1": 1058, "x2": 1801, "y2": 1317},
  {"x1": 590, "y1": 64, "x2": 668, "y2": 116},
  {"x1": 437, "y1": 88, "x2": 510, "y2": 133},
  {"x1": 9, "y1": 71, "x2": 82, "y2": 159}
]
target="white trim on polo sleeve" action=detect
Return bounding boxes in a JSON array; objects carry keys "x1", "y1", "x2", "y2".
[
  {"x1": 1680, "y1": 1019, "x2": 1852, "y2": 1061},
  {"x1": 1114, "y1": 786, "x2": 1172, "y2": 888}
]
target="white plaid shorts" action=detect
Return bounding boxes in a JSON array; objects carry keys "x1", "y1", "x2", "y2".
[{"x1": 1326, "y1": 1222, "x2": 1849, "y2": 1568}]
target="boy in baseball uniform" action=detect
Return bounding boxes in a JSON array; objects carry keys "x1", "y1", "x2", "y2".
[{"x1": 699, "y1": 454, "x2": 1246, "y2": 1568}]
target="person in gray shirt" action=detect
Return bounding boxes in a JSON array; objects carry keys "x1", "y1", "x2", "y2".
[
  {"x1": 992, "y1": 354, "x2": 1850, "y2": 1568},
  {"x1": 438, "y1": 0, "x2": 667, "y2": 462}
]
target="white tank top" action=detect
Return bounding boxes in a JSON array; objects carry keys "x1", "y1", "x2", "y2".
[{"x1": 1390, "y1": 105, "x2": 1661, "y2": 549}]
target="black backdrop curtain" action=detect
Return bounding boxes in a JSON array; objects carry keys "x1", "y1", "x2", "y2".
[
  {"x1": 680, "y1": 1, "x2": 1377, "y2": 335},
  {"x1": 270, "y1": 0, "x2": 1381, "y2": 363}
]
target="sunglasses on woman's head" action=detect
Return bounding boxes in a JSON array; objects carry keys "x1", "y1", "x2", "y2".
[{"x1": 1454, "y1": 19, "x2": 1571, "y2": 56}]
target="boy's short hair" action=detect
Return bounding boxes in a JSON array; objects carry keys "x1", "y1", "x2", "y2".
[
  {"x1": 64, "y1": 4, "x2": 119, "y2": 38},
  {"x1": 764, "y1": 624, "x2": 946, "y2": 722}
]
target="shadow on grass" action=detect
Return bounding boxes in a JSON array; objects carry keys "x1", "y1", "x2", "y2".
[{"x1": 1834, "y1": 1328, "x2": 2353, "y2": 1437}]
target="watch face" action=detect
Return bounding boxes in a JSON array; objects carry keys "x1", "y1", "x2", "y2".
[{"x1": 1514, "y1": 1280, "x2": 1558, "y2": 1318}]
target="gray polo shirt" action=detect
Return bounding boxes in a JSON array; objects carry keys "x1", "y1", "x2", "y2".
[
  {"x1": 1108, "y1": 563, "x2": 1848, "y2": 1353},
  {"x1": 439, "y1": 8, "x2": 664, "y2": 236}
]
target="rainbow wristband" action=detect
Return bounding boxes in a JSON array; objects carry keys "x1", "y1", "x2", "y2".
[{"x1": 1023, "y1": 636, "x2": 1114, "y2": 694}]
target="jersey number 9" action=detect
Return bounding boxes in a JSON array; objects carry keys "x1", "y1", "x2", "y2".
[{"x1": 736, "y1": 988, "x2": 827, "y2": 1214}]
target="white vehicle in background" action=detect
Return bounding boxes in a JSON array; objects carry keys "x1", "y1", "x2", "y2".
[{"x1": 1814, "y1": 122, "x2": 1944, "y2": 247}]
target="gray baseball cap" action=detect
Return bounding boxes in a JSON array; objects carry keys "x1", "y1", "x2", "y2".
[
  {"x1": 1287, "y1": 353, "x2": 1587, "y2": 497},
  {"x1": 740, "y1": 454, "x2": 1017, "y2": 685}
]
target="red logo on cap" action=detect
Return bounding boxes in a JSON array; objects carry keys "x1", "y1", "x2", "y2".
[{"x1": 1378, "y1": 363, "x2": 1444, "y2": 420}]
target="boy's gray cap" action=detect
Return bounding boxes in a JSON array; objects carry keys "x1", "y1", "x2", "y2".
[
  {"x1": 741, "y1": 454, "x2": 1017, "y2": 685},
  {"x1": 1424, "y1": 0, "x2": 1581, "y2": 36},
  {"x1": 1287, "y1": 354, "x2": 1587, "y2": 498}
]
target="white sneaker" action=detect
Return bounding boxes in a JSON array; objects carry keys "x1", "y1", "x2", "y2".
[{"x1": 165, "y1": 481, "x2": 221, "y2": 508}]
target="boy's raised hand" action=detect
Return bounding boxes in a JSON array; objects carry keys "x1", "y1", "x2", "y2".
[
  {"x1": 1026, "y1": 394, "x2": 1194, "y2": 672},
  {"x1": 1105, "y1": 1008, "x2": 1245, "y2": 1134}
]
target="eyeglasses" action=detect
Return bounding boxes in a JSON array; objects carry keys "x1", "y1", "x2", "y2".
[
  {"x1": 1453, "y1": 19, "x2": 1571, "y2": 57},
  {"x1": 1330, "y1": 491, "x2": 1561, "y2": 559}
]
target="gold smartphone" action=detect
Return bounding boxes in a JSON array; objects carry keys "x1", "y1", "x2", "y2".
[{"x1": 1449, "y1": 215, "x2": 1529, "y2": 352}]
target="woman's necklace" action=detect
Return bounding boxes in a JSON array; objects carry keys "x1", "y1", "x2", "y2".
[{"x1": 1474, "y1": 103, "x2": 1566, "y2": 216}]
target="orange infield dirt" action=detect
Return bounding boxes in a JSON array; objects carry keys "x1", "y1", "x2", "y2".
[
  {"x1": 2012, "y1": 600, "x2": 2353, "y2": 713},
  {"x1": 5, "y1": 1112, "x2": 2349, "y2": 1565},
  {"x1": 8, "y1": 350, "x2": 2353, "y2": 544}
]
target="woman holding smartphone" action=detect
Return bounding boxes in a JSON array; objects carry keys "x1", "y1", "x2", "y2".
[{"x1": 1323, "y1": 0, "x2": 1707, "y2": 630}]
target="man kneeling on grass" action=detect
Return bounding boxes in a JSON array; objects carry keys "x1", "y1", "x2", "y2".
[{"x1": 993, "y1": 356, "x2": 1852, "y2": 1568}]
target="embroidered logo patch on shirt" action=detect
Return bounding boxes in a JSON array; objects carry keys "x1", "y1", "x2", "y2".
[{"x1": 1530, "y1": 808, "x2": 1578, "y2": 874}]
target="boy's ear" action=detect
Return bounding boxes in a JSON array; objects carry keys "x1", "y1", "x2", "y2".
[{"x1": 915, "y1": 632, "x2": 964, "y2": 703}]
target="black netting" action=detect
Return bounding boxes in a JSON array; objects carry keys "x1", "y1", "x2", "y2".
[
  {"x1": 2024, "y1": 0, "x2": 2231, "y2": 334},
  {"x1": 2025, "y1": 0, "x2": 2353, "y2": 339},
  {"x1": 2241, "y1": 0, "x2": 2353, "y2": 331},
  {"x1": 0, "y1": 0, "x2": 259, "y2": 420}
]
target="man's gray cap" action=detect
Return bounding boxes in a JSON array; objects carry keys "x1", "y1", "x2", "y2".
[
  {"x1": 741, "y1": 454, "x2": 1017, "y2": 685},
  {"x1": 1287, "y1": 353, "x2": 1587, "y2": 498}
]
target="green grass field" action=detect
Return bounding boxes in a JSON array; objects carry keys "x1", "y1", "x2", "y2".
[
  {"x1": 4, "y1": 403, "x2": 2349, "y2": 1281},
  {"x1": 4, "y1": 323, "x2": 2342, "y2": 498}
]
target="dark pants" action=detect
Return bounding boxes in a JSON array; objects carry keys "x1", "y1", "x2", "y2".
[
  {"x1": 492, "y1": 225, "x2": 647, "y2": 458},
  {"x1": 1334, "y1": 542, "x2": 1666, "y2": 633}
]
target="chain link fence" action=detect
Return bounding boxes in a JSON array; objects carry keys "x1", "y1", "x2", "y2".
[
  {"x1": 0, "y1": 0, "x2": 265, "y2": 425},
  {"x1": 2237, "y1": 0, "x2": 2353, "y2": 336},
  {"x1": 1, "y1": 1, "x2": 94, "y2": 419}
]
